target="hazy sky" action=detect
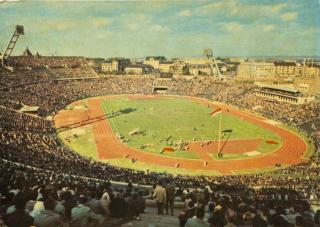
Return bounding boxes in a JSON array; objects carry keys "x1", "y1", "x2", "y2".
[{"x1": 0, "y1": 0, "x2": 319, "y2": 58}]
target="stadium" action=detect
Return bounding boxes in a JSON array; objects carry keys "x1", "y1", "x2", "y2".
[{"x1": 1, "y1": 3, "x2": 320, "y2": 226}]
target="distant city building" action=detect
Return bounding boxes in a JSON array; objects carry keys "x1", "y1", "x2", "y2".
[
  {"x1": 274, "y1": 62, "x2": 301, "y2": 78},
  {"x1": 184, "y1": 58, "x2": 208, "y2": 65},
  {"x1": 189, "y1": 65, "x2": 212, "y2": 76},
  {"x1": 218, "y1": 63, "x2": 227, "y2": 73},
  {"x1": 170, "y1": 61, "x2": 189, "y2": 75},
  {"x1": 184, "y1": 59, "x2": 210, "y2": 76},
  {"x1": 227, "y1": 57, "x2": 246, "y2": 63},
  {"x1": 124, "y1": 66, "x2": 143, "y2": 75},
  {"x1": 303, "y1": 64, "x2": 320, "y2": 78},
  {"x1": 237, "y1": 62, "x2": 275, "y2": 79},
  {"x1": 184, "y1": 58, "x2": 226, "y2": 76},
  {"x1": 101, "y1": 58, "x2": 130, "y2": 73},
  {"x1": 144, "y1": 56, "x2": 166, "y2": 69},
  {"x1": 101, "y1": 60, "x2": 118, "y2": 73},
  {"x1": 159, "y1": 61, "x2": 174, "y2": 73},
  {"x1": 237, "y1": 61, "x2": 320, "y2": 80}
]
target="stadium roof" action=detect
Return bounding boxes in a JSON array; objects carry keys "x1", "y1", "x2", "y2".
[{"x1": 262, "y1": 86, "x2": 299, "y2": 93}]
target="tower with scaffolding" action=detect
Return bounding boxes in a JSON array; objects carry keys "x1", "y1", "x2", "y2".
[
  {"x1": 1, "y1": 25, "x2": 24, "y2": 69},
  {"x1": 203, "y1": 48, "x2": 223, "y2": 80}
]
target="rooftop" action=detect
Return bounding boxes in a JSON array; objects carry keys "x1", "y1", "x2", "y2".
[
  {"x1": 273, "y1": 61, "x2": 297, "y2": 66},
  {"x1": 22, "y1": 47, "x2": 33, "y2": 57},
  {"x1": 261, "y1": 86, "x2": 299, "y2": 93},
  {"x1": 160, "y1": 61, "x2": 174, "y2": 64},
  {"x1": 146, "y1": 56, "x2": 166, "y2": 61}
]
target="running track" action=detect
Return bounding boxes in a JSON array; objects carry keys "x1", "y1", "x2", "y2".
[{"x1": 55, "y1": 95, "x2": 309, "y2": 175}]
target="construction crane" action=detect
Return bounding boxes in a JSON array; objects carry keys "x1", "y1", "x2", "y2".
[
  {"x1": 1, "y1": 25, "x2": 25, "y2": 67},
  {"x1": 203, "y1": 48, "x2": 222, "y2": 78}
]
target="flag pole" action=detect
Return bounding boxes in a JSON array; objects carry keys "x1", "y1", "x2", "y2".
[{"x1": 218, "y1": 112, "x2": 222, "y2": 156}]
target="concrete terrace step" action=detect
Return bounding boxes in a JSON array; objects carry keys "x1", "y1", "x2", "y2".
[
  {"x1": 122, "y1": 211, "x2": 179, "y2": 227},
  {"x1": 122, "y1": 215, "x2": 179, "y2": 227}
]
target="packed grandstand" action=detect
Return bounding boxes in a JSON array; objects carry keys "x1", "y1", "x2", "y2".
[{"x1": 0, "y1": 57, "x2": 320, "y2": 227}]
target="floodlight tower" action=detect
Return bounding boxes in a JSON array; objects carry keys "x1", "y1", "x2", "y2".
[
  {"x1": 1, "y1": 25, "x2": 25, "y2": 67},
  {"x1": 203, "y1": 48, "x2": 222, "y2": 78}
]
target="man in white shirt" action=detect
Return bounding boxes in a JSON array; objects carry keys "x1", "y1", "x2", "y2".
[{"x1": 34, "y1": 198, "x2": 64, "y2": 227}]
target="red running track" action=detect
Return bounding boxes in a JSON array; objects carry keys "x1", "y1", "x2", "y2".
[{"x1": 55, "y1": 95, "x2": 309, "y2": 175}]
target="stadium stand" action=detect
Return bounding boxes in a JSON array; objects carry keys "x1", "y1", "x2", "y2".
[{"x1": 0, "y1": 65, "x2": 319, "y2": 226}]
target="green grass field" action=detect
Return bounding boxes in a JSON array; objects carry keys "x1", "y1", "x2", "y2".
[
  {"x1": 55, "y1": 95, "x2": 315, "y2": 176},
  {"x1": 58, "y1": 125, "x2": 98, "y2": 159},
  {"x1": 101, "y1": 96, "x2": 282, "y2": 159}
]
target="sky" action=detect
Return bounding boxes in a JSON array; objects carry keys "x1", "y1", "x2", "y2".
[{"x1": 0, "y1": 0, "x2": 319, "y2": 58}]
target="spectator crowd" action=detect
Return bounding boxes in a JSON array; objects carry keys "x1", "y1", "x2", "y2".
[{"x1": 0, "y1": 64, "x2": 319, "y2": 226}]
